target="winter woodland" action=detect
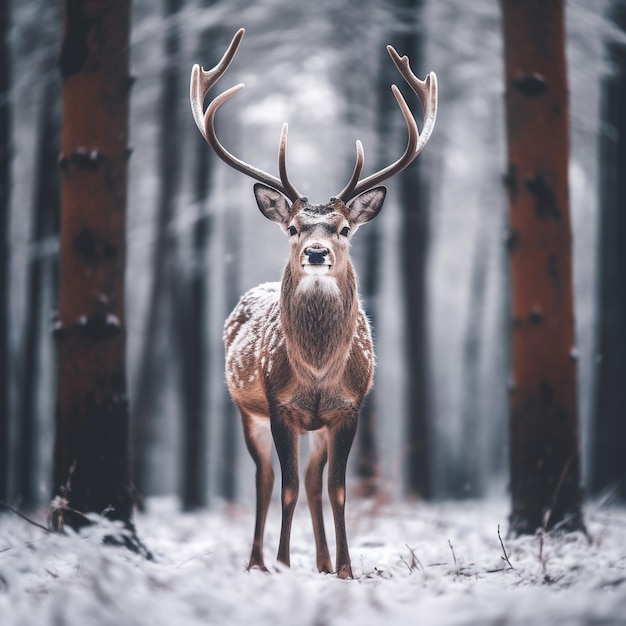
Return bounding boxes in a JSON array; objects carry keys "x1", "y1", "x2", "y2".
[{"x1": 1, "y1": 0, "x2": 626, "y2": 623}]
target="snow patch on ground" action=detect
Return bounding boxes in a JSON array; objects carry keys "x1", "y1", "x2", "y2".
[{"x1": 1, "y1": 499, "x2": 625, "y2": 625}]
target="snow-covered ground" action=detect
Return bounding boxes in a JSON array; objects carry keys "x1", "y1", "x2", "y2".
[{"x1": 1, "y1": 498, "x2": 625, "y2": 625}]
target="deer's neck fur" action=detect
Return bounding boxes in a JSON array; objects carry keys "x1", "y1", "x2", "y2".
[{"x1": 280, "y1": 263, "x2": 359, "y2": 380}]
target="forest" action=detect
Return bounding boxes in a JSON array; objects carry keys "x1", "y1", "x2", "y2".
[{"x1": 1, "y1": 0, "x2": 626, "y2": 624}]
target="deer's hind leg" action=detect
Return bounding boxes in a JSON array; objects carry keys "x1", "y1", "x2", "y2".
[
  {"x1": 241, "y1": 410, "x2": 274, "y2": 571},
  {"x1": 305, "y1": 429, "x2": 332, "y2": 573}
]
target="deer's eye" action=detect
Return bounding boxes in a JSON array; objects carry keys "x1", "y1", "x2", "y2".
[
  {"x1": 339, "y1": 226, "x2": 350, "y2": 237},
  {"x1": 288, "y1": 225, "x2": 298, "y2": 237}
]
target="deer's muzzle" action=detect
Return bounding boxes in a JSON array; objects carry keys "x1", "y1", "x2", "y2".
[
  {"x1": 305, "y1": 247, "x2": 330, "y2": 265},
  {"x1": 302, "y1": 246, "x2": 332, "y2": 276}
]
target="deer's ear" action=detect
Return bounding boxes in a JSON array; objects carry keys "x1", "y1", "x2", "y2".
[
  {"x1": 254, "y1": 183, "x2": 292, "y2": 224},
  {"x1": 348, "y1": 186, "x2": 386, "y2": 226}
]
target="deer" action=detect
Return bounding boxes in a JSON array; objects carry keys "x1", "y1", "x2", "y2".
[{"x1": 190, "y1": 28, "x2": 437, "y2": 578}]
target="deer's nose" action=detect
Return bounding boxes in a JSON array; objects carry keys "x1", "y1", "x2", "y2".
[{"x1": 305, "y1": 247, "x2": 330, "y2": 265}]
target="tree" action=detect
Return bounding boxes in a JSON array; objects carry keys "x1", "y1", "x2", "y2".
[
  {"x1": 131, "y1": 0, "x2": 185, "y2": 504},
  {"x1": 17, "y1": 73, "x2": 60, "y2": 511},
  {"x1": 592, "y1": 0, "x2": 626, "y2": 501},
  {"x1": 176, "y1": 1, "x2": 221, "y2": 511},
  {"x1": 51, "y1": 0, "x2": 141, "y2": 545},
  {"x1": 394, "y1": 0, "x2": 431, "y2": 500},
  {"x1": 501, "y1": 0, "x2": 585, "y2": 534},
  {"x1": 0, "y1": 0, "x2": 10, "y2": 506}
]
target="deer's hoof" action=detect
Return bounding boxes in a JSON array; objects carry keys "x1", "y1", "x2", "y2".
[
  {"x1": 247, "y1": 560, "x2": 269, "y2": 573},
  {"x1": 317, "y1": 553, "x2": 333, "y2": 574}
]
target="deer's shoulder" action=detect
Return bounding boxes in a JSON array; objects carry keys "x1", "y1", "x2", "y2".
[{"x1": 224, "y1": 282, "x2": 281, "y2": 350}]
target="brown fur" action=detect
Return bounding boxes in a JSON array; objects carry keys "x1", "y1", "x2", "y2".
[{"x1": 224, "y1": 187, "x2": 385, "y2": 578}]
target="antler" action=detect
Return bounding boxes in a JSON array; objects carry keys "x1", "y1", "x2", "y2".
[
  {"x1": 337, "y1": 46, "x2": 438, "y2": 203},
  {"x1": 190, "y1": 28, "x2": 303, "y2": 202},
  {"x1": 191, "y1": 31, "x2": 437, "y2": 205}
]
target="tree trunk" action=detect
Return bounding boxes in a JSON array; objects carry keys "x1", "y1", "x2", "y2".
[
  {"x1": 0, "y1": 0, "x2": 10, "y2": 505},
  {"x1": 52, "y1": 0, "x2": 138, "y2": 542},
  {"x1": 176, "y1": 215, "x2": 209, "y2": 510},
  {"x1": 221, "y1": 205, "x2": 240, "y2": 502},
  {"x1": 502, "y1": 0, "x2": 584, "y2": 534},
  {"x1": 131, "y1": 0, "x2": 183, "y2": 503},
  {"x1": 18, "y1": 77, "x2": 60, "y2": 511},
  {"x1": 592, "y1": 1, "x2": 626, "y2": 501},
  {"x1": 177, "y1": 9, "x2": 220, "y2": 511},
  {"x1": 394, "y1": 0, "x2": 431, "y2": 500},
  {"x1": 454, "y1": 211, "x2": 490, "y2": 499}
]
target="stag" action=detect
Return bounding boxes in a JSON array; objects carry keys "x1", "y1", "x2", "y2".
[{"x1": 190, "y1": 28, "x2": 437, "y2": 578}]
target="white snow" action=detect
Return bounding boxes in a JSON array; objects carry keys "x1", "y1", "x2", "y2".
[{"x1": 1, "y1": 498, "x2": 625, "y2": 625}]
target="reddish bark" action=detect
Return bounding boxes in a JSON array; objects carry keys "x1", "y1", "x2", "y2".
[
  {"x1": 52, "y1": 0, "x2": 136, "y2": 537},
  {"x1": 502, "y1": 0, "x2": 584, "y2": 534}
]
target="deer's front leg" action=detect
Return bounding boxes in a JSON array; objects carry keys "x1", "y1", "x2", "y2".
[
  {"x1": 271, "y1": 413, "x2": 300, "y2": 568},
  {"x1": 305, "y1": 429, "x2": 332, "y2": 573},
  {"x1": 241, "y1": 411, "x2": 274, "y2": 571},
  {"x1": 328, "y1": 417, "x2": 358, "y2": 579}
]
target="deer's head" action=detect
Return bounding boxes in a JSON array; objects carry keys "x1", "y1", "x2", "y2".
[{"x1": 252, "y1": 183, "x2": 385, "y2": 291}]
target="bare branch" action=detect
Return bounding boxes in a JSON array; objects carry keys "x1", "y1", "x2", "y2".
[{"x1": 0, "y1": 500, "x2": 51, "y2": 534}]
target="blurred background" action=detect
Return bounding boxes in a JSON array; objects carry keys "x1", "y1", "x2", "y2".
[{"x1": 2, "y1": 0, "x2": 622, "y2": 511}]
